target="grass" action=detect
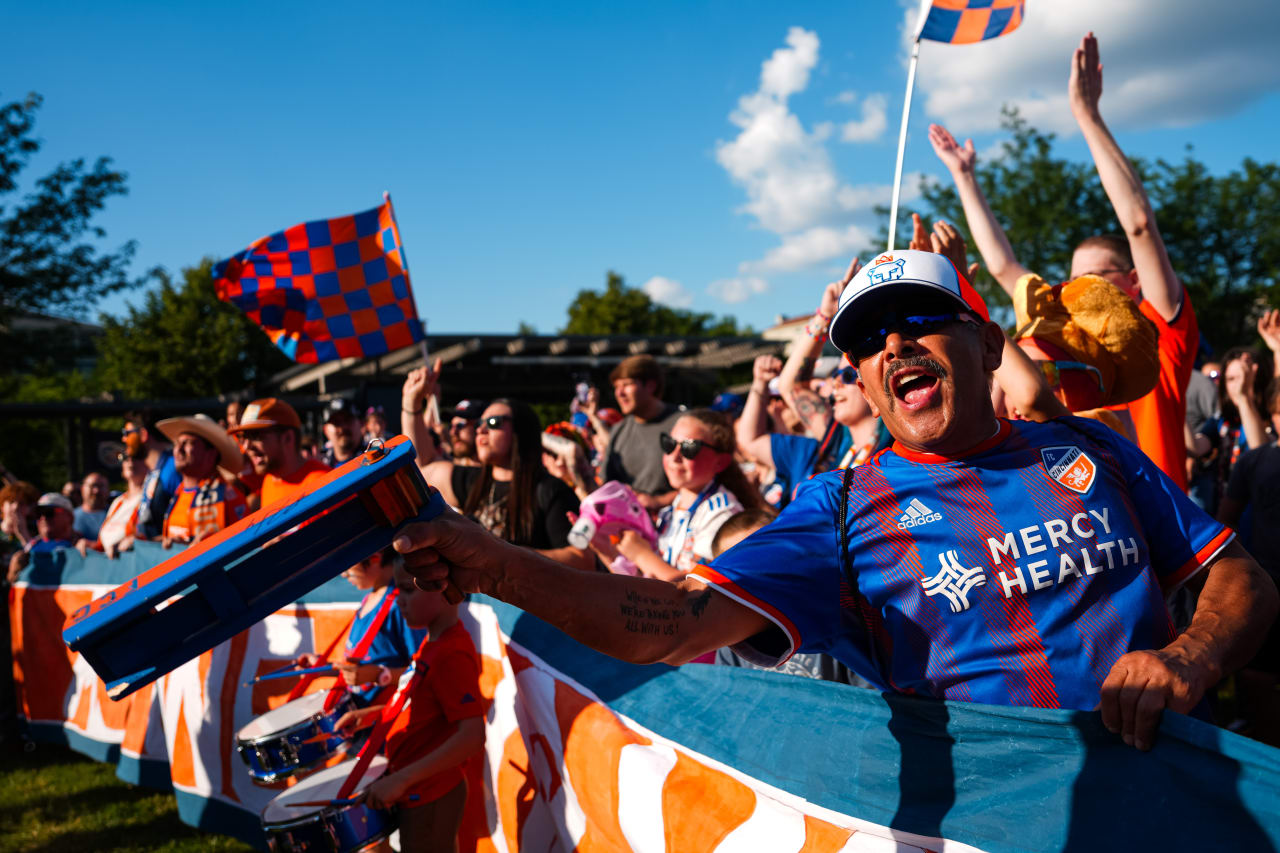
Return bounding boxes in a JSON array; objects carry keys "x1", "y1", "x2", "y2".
[{"x1": 0, "y1": 742, "x2": 256, "y2": 853}]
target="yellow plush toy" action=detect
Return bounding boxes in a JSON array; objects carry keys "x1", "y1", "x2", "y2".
[{"x1": 1013, "y1": 273, "x2": 1159, "y2": 422}]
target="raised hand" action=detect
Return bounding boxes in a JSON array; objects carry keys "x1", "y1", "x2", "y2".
[
  {"x1": 928, "y1": 123, "x2": 976, "y2": 175},
  {"x1": 401, "y1": 359, "x2": 442, "y2": 410},
  {"x1": 909, "y1": 213, "x2": 931, "y2": 252},
  {"x1": 821, "y1": 256, "x2": 862, "y2": 318},
  {"x1": 1069, "y1": 32, "x2": 1103, "y2": 120},
  {"x1": 1225, "y1": 359, "x2": 1258, "y2": 405},
  {"x1": 928, "y1": 219, "x2": 971, "y2": 275},
  {"x1": 752, "y1": 354, "x2": 782, "y2": 389},
  {"x1": 1257, "y1": 309, "x2": 1280, "y2": 357}
]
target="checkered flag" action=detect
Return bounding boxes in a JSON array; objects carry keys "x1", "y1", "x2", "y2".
[{"x1": 214, "y1": 196, "x2": 423, "y2": 363}]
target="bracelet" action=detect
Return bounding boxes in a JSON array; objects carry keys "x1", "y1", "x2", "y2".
[
  {"x1": 376, "y1": 665, "x2": 393, "y2": 687},
  {"x1": 402, "y1": 401, "x2": 425, "y2": 414},
  {"x1": 749, "y1": 383, "x2": 768, "y2": 395},
  {"x1": 803, "y1": 319, "x2": 829, "y2": 338}
]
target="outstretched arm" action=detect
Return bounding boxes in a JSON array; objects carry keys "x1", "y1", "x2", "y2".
[
  {"x1": 1101, "y1": 540, "x2": 1278, "y2": 750},
  {"x1": 777, "y1": 257, "x2": 860, "y2": 439},
  {"x1": 394, "y1": 510, "x2": 769, "y2": 665},
  {"x1": 1070, "y1": 32, "x2": 1181, "y2": 322},
  {"x1": 927, "y1": 123, "x2": 1031, "y2": 296},
  {"x1": 401, "y1": 362, "x2": 441, "y2": 466}
]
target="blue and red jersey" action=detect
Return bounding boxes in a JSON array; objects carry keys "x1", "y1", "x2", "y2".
[
  {"x1": 345, "y1": 586, "x2": 426, "y2": 705},
  {"x1": 692, "y1": 417, "x2": 1232, "y2": 711}
]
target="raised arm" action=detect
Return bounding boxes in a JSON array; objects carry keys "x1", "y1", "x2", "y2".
[
  {"x1": 736, "y1": 355, "x2": 782, "y2": 467},
  {"x1": 1069, "y1": 32, "x2": 1181, "y2": 322},
  {"x1": 395, "y1": 510, "x2": 769, "y2": 666},
  {"x1": 777, "y1": 258, "x2": 860, "y2": 439},
  {"x1": 927, "y1": 123, "x2": 1031, "y2": 296},
  {"x1": 1257, "y1": 310, "x2": 1280, "y2": 379},
  {"x1": 401, "y1": 362, "x2": 441, "y2": 466}
]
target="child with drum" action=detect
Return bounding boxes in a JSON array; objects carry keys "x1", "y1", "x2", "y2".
[
  {"x1": 337, "y1": 556, "x2": 486, "y2": 853},
  {"x1": 295, "y1": 546, "x2": 424, "y2": 705}
]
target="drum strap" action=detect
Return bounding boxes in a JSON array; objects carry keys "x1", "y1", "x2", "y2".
[
  {"x1": 285, "y1": 609, "x2": 359, "y2": 703},
  {"x1": 334, "y1": 634, "x2": 439, "y2": 802},
  {"x1": 321, "y1": 586, "x2": 401, "y2": 711}
]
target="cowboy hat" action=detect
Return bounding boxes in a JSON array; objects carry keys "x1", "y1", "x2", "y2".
[{"x1": 156, "y1": 414, "x2": 244, "y2": 475}]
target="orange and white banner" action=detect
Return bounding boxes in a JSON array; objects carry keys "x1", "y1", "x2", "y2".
[{"x1": 12, "y1": 545, "x2": 1280, "y2": 851}]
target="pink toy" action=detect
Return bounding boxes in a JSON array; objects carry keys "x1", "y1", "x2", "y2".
[{"x1": 568, "y1": 482, "x2": 658, "y2": 576}]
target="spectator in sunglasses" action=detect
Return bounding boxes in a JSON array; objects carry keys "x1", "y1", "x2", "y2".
[
  {"x1": 736, "y1": 259, "x2": 882, "y2": 508},
  {"x1": 601, "y1": 409, "x2": 762, "y2": 581},
  {"x1": 9, "y1": 493, "x2": 79, "y2": 584},
  {"x1": 412, "y1": 393, "x2": 588, "y2": 569}
]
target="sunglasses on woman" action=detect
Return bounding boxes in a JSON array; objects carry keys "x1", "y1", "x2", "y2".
[
  {"x1": 477, "y1": 414, "x2": 513, "y2": 431},
  {"x1": 659, "y1": 433, "x2": 727, "y2": 460},
  {"x1": 832, "y1": 366, "x2": 858, "y2": 384}
]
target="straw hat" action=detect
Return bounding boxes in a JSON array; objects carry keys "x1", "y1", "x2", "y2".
[
  {"x1": 1014, "y1": 273, "x2": 1159, "y2": 408},
  {"x1": 156, "y1": 414, "x2": 244, "y2": 475}
]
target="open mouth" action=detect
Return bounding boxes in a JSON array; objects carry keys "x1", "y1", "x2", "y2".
[{"x1": 890, "y1": 367, "x2": 941, "y2": 408}]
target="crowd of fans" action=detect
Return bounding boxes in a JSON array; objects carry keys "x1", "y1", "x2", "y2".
[{"x1": 0, "y1": 33, "x2": 1276, "y2": 807}]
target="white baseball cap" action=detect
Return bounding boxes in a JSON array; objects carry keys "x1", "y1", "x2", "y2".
[{"x1": 829, "y1": 250, "x2": 989, "y2": 355}]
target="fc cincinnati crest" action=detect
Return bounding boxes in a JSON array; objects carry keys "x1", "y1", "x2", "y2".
[{"x1": 1041, "y1": 446, "x2": 1097, "y2": 494}]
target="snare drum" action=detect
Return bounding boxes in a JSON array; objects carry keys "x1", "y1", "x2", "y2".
[
  {"x1": 261, "y1": 756, "x2": 394, "y2": 852},
  {"x1": 237, "y1": 690, "x2": 362, "y2": 785}
]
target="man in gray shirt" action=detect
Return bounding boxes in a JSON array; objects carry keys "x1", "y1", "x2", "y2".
[{"x1": 601, "y1": 355, "x2": 682, "y2": 510}]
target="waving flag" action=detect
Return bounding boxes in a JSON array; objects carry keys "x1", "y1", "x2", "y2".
[
  {"x1": 916, "y1": 0, "x2": 1025, "y2": 44},
  {"x1": 214, "y1": 198, "x2": 422, "y2": 363}
]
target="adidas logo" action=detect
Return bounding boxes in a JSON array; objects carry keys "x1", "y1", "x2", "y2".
[{"x1": 897, "y1": 498, "x2": 942, "y2": 530}]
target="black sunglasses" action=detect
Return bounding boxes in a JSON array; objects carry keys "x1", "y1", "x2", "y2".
[
  {"x1": 659, "y1": 433, "x2": 727, "y2": 460},
  {"x1": 832, "y1": 366, "x2": 858, "y2": 384},
  {"x1": 478, "y1": 414, "x2": 513, "y2": 430},
  {"x1": 847, "y1": 312, "x2": 973, "y2": 361}
]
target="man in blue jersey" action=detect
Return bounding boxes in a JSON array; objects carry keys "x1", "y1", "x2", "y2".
[{"x1": 396, "y1": 251, "x2": 1277, "y2": 752}]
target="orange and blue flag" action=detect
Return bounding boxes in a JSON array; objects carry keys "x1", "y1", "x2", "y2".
[
  {"x1": 214, "y1": 199, "x2": 423, "y2": 363},
  {"x1": 916, "y1": 0, "x2": 1024, "y2": 45}
]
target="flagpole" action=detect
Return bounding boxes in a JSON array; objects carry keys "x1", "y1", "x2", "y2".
[
  {"x1": 886, "y1": 36, "x2": 921, "y2": 252},
  {"x1": 384, "y1": 190, "x2": 440, "y2": 426}
]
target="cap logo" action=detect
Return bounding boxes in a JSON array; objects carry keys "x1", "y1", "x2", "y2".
[
  {"x1": 242, "y1": 403, "x2": 262, "y2": 423},
  {"x1": 874, "y1": 254, "x2": 894, "y2": 264},
  {"x1": 866, "y1": 257, "x2": 907, "y2": 285}
]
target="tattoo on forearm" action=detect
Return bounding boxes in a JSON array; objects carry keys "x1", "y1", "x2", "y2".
[
  {"x1": 690, "y1": 589, "x2": 711, "y2": 619},
  {"x1": 619, "y1": 588, "x2": 685, "y2": 636},
  {"x1": 789, "y1": 390, "x2": 831, "y2": 431}
]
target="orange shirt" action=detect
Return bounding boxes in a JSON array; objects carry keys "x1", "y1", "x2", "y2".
[
  {"x1": 385, "y1": 622, "x2": 485, "y2": 804},
  {"x1": 163, "y1": 479, "x2": 247, "y2": 543},
  {"x1": 1124, "y1": 294, "x2": 1198, "y2": 492},
  {"x1": 261, "y1": 459, "x2": 331, "y2": 509}
]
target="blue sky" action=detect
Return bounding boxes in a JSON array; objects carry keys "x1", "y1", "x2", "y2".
[{"x1": 10, "y1": 1, "x2": 1280, "y2": 335}]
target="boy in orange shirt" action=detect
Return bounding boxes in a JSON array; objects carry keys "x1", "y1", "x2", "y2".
[{"x1": 339, "y1": 557, "x2": 485, "y2": 853}]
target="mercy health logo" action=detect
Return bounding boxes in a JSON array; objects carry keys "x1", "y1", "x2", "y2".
[
  {"x1": 923, "y1": 550, "x2": 986, "y2": 613},
  {"x1": 897, "y1": 498, "x2": 942, "y2": 530},
  {"x1": 1041, "y1": 446, "x2": 1097, "y2": 494}
]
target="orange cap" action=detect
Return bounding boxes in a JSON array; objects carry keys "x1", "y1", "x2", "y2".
[{"x1": 229, "y1": 398, "x2": 301, "y2": 433}]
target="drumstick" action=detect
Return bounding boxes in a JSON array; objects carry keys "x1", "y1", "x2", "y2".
[
  {"x1": 243, "y1": 664, "x2": 339, "y2": 686},
  {"x1": 283, "y1": 794, "x2": 419, "y2": 808}
]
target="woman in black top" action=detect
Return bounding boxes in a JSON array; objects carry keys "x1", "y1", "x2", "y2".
[{"x1": 406, "y1": 383, "x2": 586, "y2": 567}]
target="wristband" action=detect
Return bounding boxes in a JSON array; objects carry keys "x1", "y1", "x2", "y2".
[
  {"x1": 376, "y1": 665, "x2": 392, "y2": 687},
  {"x1": 402, "y1": 401, "x2": 425, "y2": 414}
]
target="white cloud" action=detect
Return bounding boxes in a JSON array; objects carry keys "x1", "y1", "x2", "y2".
[
  {"x1": 641, "y1": 276, "x2": 694, "y2": 308},
  {"x1": 910, "y1": 0, "x2": 1280, "y2": 134},
  {"x1": 840, "y1": 93, "x2": 889, "y2": 143},
  {"x1": 740, "y1": 225, "x2": 874, "y2": 275},
  {"x1": 712, "y1": 29, "x2": 902, "y2": 299},
  {"x1": 707, "y1": 277, "x2": 769, "y2": 304}
]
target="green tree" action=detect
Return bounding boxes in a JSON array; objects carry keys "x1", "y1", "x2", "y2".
[
  {"x1": 95, "y1": 259, "x2": 293, "y2": 398},
  {"x1": 0, "y1": 93, "x2": 142, "y2": 323},
  {"x1": 903, "y1": 108, "x2": 1280, "y2": 348},
  {"x1": 561, "y1": 271, "x2": 746, "y2": 337}
]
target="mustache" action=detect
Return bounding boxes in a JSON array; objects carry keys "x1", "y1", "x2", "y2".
[{"x1": 883, "y1": 356, "x2": 948, "y2": 397}]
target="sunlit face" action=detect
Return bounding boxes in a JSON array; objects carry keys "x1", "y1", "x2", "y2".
[
  {"x1": 225, "y1": 401, "x2": 244, "y2": 429},
  {"x1": 1070, "y1": 246, "x2": 1138, "y2": 300},
  {"x1": 81, "y1": 473, "x2": 109, "y2": 509},
  {"x1": 242, "y1": 428, "x2": 288, "y2": 475},
  {"x1": 324, "y1": 417, "x2": 361, "y2": 455},
  {"x1": 854, "y1": 308, "x2": 1003, "y2": 454},
  {"x1": 475, "y1": 404, "x2": 514, "y2": 467},
  {"x1": 612, "y1": 378, "x2": 656, "y2": 416},
  {"x1": 364, "y1": 413, "x2": 387, "y2": 436},
  {"x1": 342, "y1": 552, "x2": 394, "y2": 591},
  {"x1": 173, "y1": 433, "x2": 219, "y2": 479},
  {"x1": 830, "y1": 371, "x2": 872, "y2": 426},
  {"x1": 450, "y1": 418, "x2": 478, "y2": 460},
  {"x1": 660, "y1": 416, "x2": 731, "y2": 493},
  {"x1": 393, "y1": 565, "x2": 450, "y2": 628},
  {"x1": 121, "y1": 455, "x2": 149, "y2": 487}
]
